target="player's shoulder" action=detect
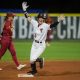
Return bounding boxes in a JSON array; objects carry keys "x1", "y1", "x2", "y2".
[
  {"x1": 43, "y1": 23, "x2": 49, "y2": 26},
  {"x1": 31, "y1": 19, "x2": 38, "y2": 25},
  {"x1": 31, "y1": 19, "x2": 38, "y2": 23},
  {"x1": 43, "y1": 23, "x2": 50, "y2": 27}
]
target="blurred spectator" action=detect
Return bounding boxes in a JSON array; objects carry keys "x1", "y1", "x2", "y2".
[{"x1": 45, "y1": 17, "x2": 54, "y2": 46}]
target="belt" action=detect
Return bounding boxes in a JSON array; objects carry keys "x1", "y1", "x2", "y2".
[{"x1": 35, "y1": 40, "x2": 42, "y2": 43}]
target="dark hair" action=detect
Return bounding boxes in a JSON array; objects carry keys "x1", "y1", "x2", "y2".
[{"x1": 4, "y1": 16, "x2": 8, "y2": 21}]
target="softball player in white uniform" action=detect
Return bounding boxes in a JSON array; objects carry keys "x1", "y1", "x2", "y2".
[
  {"x1": 30, "y1": 19, "x2": 50, "y2": 62},
  {"x1": 22, "y1": 2, "x2": 64, "y2": 76}
]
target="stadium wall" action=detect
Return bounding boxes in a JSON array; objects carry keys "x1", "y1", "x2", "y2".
[{"x1": 0, "y1": 13, "x2": 80, "y2": 40}]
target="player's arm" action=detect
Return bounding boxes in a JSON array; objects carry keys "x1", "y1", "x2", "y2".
[
  {"x1": 22, "y1": 2, "x2": 38, "y2": 27},
  {"x1": 24, "y1": 12, "x2": 32, "y2": 22},
  {"x1": 22, "y1": 2, "x2": 32, "y2": 22},
  {"x1": 50, "y1": 14, "x2": 65, "y2": 28},
  {"x1": 50, "y1": 21, "x2": 59, "y2": 28}
]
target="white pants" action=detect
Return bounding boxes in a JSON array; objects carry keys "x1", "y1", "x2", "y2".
[{"x1": 30, "y1": 41, "x2": 46, "y2": 62}]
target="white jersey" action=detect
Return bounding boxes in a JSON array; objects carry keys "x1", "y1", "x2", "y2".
[
  {"x1": 29, "y1": 19, "x2": 51, "y2": 62},
  {"x1": 30, "y1": 19, "x2": 50, "y2": 42}
]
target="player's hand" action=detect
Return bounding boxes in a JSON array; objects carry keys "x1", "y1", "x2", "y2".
[
  {"x1": 58, "y1": 14, "x2": 65, "y2": 22},
  {"x1": 22, "y1": 2, "x2": 29, "y2": 11}
]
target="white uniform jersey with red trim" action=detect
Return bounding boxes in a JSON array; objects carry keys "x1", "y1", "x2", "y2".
[{"x1": 30, "y1": 19, "x2": 50, "y2": 42}]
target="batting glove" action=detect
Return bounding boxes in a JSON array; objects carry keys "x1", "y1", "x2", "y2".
[
  {"x1": 22, "y1": 2, "x2": 29, "y2": 11},
  {"x1": 58, "y1": 14, "x2": 65, "y2": 22}
]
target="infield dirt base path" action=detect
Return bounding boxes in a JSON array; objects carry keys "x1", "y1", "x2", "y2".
[{"x1": 0, "y1": 61, "x2": 80, "y2": 80}]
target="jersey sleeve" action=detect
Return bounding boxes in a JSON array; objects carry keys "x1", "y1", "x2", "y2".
[
  {"x1": 46, "y1": 24, "x2": 51, "y2": 30},
  {"x1": 30, "y1": 19, "x2": 38, "y2": 27}
]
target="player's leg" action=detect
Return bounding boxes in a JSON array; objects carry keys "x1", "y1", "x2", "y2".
[
  {"x1": 0, "y1": 39, "x2": 8, "y2": 59},
  {"x1": 30, "y1": 42, "x2": 46, "y2": 73},
  {"x1": 28, "y1": 43, "x2": 38, "y2": 75},
  {"x1": 0, "y1": 38, "x2": 8, "y2": 70},
  {"x1": 8, "y1": 41, "x2": 26, "y2": 70},
  {"x1": 35, "y1": 42, "x2": 46, "y2": 69},
  {"x1": 36, "y1": 57, "x2": 44, "y2": 69},
  {"x1": 27, "y1": 61, "x2": 37, "y2": 75}
]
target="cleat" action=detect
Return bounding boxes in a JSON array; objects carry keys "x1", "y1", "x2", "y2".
[{"x1": 17, "y1": 64, "x2": 26, "y2": 70}]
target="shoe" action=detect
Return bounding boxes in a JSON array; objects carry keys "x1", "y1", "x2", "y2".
[
  {"x1": 27, "y1": 70, "x2": 37, "y2": 75},
  {"x1": 40, "y1": 58, "x2": 44, "y2": 69},
  {"x1": 0, "y1": 68, "x2": 2, "y2": 71},
  {"x1": 17, "y1": 64, "x2": 26, "y2": 70}
]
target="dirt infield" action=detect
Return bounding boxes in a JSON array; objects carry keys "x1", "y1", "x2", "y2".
[{"x1": 0, "y1": 61, "x2": 80, "y2": 80}]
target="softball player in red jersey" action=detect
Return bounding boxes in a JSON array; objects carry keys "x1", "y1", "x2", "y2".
[{"x1": 0, "y1": 13, "x2": 26, "y2": 70}]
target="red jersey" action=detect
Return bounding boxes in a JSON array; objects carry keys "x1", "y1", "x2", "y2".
[{"x1": 2, "y1": 20, "x2": 13, "y2": 36}]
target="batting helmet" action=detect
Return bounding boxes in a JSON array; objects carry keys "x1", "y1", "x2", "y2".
[{"x1": 37, "y1": 13, "x2": 48, "y2": 19}]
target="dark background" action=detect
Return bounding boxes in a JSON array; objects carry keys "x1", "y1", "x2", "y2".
[{"x1": 0, "y1": 0, "x2": 80, "y2": 13}]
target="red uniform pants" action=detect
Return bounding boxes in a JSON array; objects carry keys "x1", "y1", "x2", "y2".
[{"x1": 0, "y1": 36, "x2": 19, "y2": 66}]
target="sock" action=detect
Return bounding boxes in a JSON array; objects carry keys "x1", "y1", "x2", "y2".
[
  {"x1": 31, "y1": 62, "x2": 37, "y2": 72},
  {"x1": 36, "y1": 58, "x2": 41, "y2": 62}
]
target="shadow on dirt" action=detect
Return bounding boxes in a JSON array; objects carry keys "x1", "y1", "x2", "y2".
[{"x1": 37, "y1": 71, "x2": 80, "y2": 76}]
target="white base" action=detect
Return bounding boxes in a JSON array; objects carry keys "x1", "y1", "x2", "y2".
[{"x1": 18, "y1": 73, "x2": 34, "y2": 77}]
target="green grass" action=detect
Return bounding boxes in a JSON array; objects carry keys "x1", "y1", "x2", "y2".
[{"x1": 1, "y1": 40, "x2": 80, "y2": 61}]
